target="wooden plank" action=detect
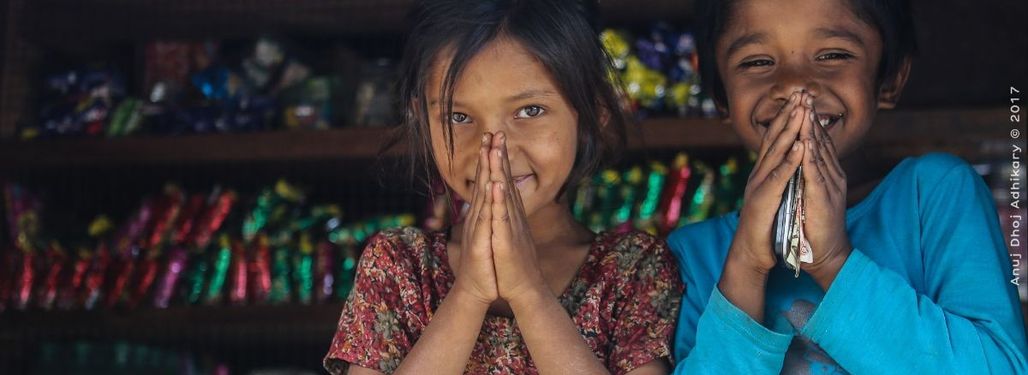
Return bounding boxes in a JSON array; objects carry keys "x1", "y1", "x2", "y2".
[{"x1": 0, "y1": 108, "x2": 1013, "y2": 169}]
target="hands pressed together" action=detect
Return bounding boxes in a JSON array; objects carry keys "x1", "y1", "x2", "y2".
[
  {"x1": 454, "y1": 131, "x2": 549, "y2": 308},
  {"x1": 731, "y1": 91, "x2": 853, "y2": 286}
]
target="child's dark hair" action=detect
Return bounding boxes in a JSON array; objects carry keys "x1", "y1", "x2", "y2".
[
  {"x1": 391, "y1": 0, "x2": 628, "y2": 196},
  {"x1": 694, "y1": 0, "x2": 917, "y2": 109}
]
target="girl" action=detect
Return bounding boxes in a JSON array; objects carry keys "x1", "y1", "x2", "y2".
[
  {"x1": 669, "y1": 0, "x2": 1028, "y2": 373},
  {"x1": 324, "y1": 1, "x2": 683, "y2": 374}
]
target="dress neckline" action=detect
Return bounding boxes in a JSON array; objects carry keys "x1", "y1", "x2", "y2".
[{"x1": 429, "y1": 230, "x2": 608, "y2": 321}]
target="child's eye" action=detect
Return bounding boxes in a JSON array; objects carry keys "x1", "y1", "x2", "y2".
[
  {"x1": 816, "y1": 52, "x2": 854, "y2": 61},
  {"x1": 449, "y1": 112, "x2": 471, "y2": 124},
  {"x1": 739, "y1": 59, "x2": 774, "y2": 69},
  {"x1": 515, "y1": 105, "x2": 545, "y2": 119}
]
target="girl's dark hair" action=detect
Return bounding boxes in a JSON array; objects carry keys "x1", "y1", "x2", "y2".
[
  {"x1": 389, "y1": 0, "x2": 628, "y2": 197},
  {"x1": 695, "y1": 0, "x2": 917, "y2": 109}
]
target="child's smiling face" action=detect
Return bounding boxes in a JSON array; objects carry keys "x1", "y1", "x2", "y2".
[
  {"x1": 426, "y1": 38, "x2": 579, "y2": 218},
  {"x1": 716, "y1": 0, "x2": 898, "y2": 158}
]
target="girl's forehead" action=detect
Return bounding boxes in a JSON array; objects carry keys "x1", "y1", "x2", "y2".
[{"x1": 426, "y1": 38, "x2": 559, "y2": 99}]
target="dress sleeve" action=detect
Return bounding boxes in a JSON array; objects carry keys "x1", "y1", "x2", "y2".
[
  {"x1": 608, "y1": 235, "x2": 685, "y2": 375},
  {"x1": 324, "y1": 232, "x2": 425, "y2": 375}
]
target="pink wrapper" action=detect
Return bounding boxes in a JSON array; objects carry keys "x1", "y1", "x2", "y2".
[{"x1": 153, "y1": 247, "x2": 189, "y2": 309}]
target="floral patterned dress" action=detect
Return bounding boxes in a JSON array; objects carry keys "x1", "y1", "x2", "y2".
[{"x1": 324, "y1": 226, "x2": 683, "y2": 375}]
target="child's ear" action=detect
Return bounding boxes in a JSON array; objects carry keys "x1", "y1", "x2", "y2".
[
  {"x1": 715, "y1": 100, "x2": 731, "y2": 125},
  {"x1": 877, "y1": 57, "x2": 912, "y2": 110}
]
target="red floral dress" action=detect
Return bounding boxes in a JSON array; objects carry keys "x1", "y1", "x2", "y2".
[{"x1": 324, "y1": 227, "x2": 683, "y2": 374}]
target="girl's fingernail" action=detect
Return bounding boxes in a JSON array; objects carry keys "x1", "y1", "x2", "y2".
[
  {"x1": 496, "y1": 149, "x2": 502, "y2": 157},
  {"x1": 792, "y1": 142, "x2": 799, "y2": 151},
  {"x1": 805, "y1": 96, "x2": 813, "y2": 106},
  {"x1": 791, "y1": 108, "x2": 798, "y2": 118}
]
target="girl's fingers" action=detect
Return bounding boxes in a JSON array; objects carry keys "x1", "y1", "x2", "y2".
[
  {"x1": 473, "y1": 181, "x2": 493, "y2": 247},
  {"x1": 467, "y1": 135, "x2": 490, "y2": 229},
  {"x1": 757, "y1": 92, "x2": 801, "y2": 161},
  {"x1": 497, "y1": 133, "x2": 527, "y2": 218},
  {"x1": 491, "y1": 182, "x2": 512, "y2": 255}
]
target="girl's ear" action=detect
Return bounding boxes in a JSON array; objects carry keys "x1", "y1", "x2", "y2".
[{"x1": 877, "y1": 57, "x2": 912, "y2": 110}]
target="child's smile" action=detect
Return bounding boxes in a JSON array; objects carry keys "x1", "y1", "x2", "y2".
[
  {"x1": 716, "y1": 0, "x2": 894, "y2": 158},
  {"x1": 427, "y1": 37, "x2": 579, "y2": 219}
]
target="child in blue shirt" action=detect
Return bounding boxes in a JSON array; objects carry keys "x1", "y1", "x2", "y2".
[{"x1": 669, "y1": 0, "x2": 1028, "y2": 373}]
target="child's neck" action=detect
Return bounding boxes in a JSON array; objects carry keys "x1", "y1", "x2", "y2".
[
  {"x1": 526, "y1": 201, "x2": 595, "y2": 248},
  {"x1": 840, "y1": 146, "x2": 894, "y2": 208}
]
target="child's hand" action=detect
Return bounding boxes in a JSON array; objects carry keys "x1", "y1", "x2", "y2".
[
  {"x1": 488, "y1": 132, "x2": 549, "y2": 305},
  {"x1": 452, "y1": 133, "x2": 500, "y2": 306},
  {"x1": 800, "y1": 105, "x2": 853, "y2": 285},
  {"x1": 730, "y1": 92, "x2": 808, "y2": 274}
]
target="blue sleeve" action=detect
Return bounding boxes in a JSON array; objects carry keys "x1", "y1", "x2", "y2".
[
  {"x1": 800, "y1": 157, "x2": 1028, "y2": 374},
  {"x1": 668, "y1": 226, "x2": 793, "y2": 374},
  {"x1": 672, "y1": 288, "x2": 794, "y2": 373}
]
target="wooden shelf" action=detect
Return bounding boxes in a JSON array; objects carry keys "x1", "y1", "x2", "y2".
[
  {"x1": 0, "y1": 303, "x2": 343, "y2": 347},
  {"x1": 0, "y1": 127, "x2": 400, "y2": 169},
  {"x1": 0, "y1": 108, "x2": 1012, "y2": 169},
  {"x1": 25, "y1": 0, "x2": 693, "y2": 46}
]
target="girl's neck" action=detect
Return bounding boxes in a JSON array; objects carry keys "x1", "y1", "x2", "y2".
[
  {"x1": 448, "y1": 200, "x2": 593, "y2": 249},
  {"x1": 524, "y1": 200, "x2": 595, "y2": 248}
]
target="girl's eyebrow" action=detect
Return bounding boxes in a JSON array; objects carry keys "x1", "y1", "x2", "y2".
[
  {"x1": 724, "y1": 32, "x2": 769, "y2": 58},
  {"x1": 506, "y1": 89, "x2": 558, "y2": 102},
  {"x1": 813, "y1": 27, "x2": 866, "y2": 47}
]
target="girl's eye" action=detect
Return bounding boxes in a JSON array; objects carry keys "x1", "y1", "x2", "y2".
[
  {"x1": 739, "y1": 59, "x2": 773, "y2": 69},
  {"x1": 816, "y1": 52, "x2": 854, "y2": 61},
  {"x1": 450, "y1": 112, "x2": 471, "y2": 124},
  {"x1": 515, "y1": 105, "x2": 545, "y2": 118}
]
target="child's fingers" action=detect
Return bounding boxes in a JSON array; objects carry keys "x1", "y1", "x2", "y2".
[
  {"x1": 802, "y1": 139, "x2": 834, "y2": 205},
  {"x1": 468, "y1": 181, "x2": 493, "y2": 255},
  {"x1": 809, "y1": 119, "x2": 844, "y2": 194},
  {"x1": 466, "y1": 135, "x2": 490, "y2": 229},
  {"x1": 760, "y1": 140, "x2": 805, "y2": 201},
  {"x1": 497, "y1": 133, "x2": 527, "y2": 217},
  {"x1": 813, "y1": 120, "x2": 846, "y2": 183},
  {"x1": 752, "y1": 104, "x2": 807, "y2": 185},
  {"x1": 757, "y1": 92, "x2": 801, "y2": 161},
  {"x1": 491, "y1": 182, "x2": 512, "y2": 250}
]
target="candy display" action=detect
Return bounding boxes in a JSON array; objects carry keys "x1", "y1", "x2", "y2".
[
  {"x1": 0, "y1": 181, "x2": 414, "y2": 312},
  {"x1": 417, "y1": 153, "x2": 754, "y2": 237},
  {"x1": 21, "y1": 36, "x2": 392, "y2": 140},
  {"x1": 601, "y1": 24, "x2": 718, "y2": 119}
]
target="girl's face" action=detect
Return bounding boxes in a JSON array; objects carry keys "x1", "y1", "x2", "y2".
[
  {"x1": 427, "y1": 38, "x2": 579, "y2": 218},
  {"x1": 716, "y1": 0, "x2": 892, "y2": 158}
]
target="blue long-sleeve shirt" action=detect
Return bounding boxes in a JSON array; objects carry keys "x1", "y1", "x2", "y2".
[{"x1": 668, "y1": 153, "x2": 1028, "y2": 374}]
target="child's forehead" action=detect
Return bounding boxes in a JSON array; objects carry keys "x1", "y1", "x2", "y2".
[
  {"x1": 718, "y1": 0, "x2": 878, "y2": 51},
  {"x1": 426, "y1": 38, "x2": 559, "y2": 98}
]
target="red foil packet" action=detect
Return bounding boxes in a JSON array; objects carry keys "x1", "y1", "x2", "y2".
[
  {"x1": 248, "y1": 235, "x2": 272, "y2": 304},
  {"x1": 35, "y1": 242, "x2": 67, "y2": 310},
  {"x1": 658, "y1": 154, "x2": 693, "y2": 234},
  {"x1": 190, "y1": 190, "x2": 237, "y2": 249},
  {"x1": 152, "y1": 246, "x2": 189, "y2": 309},
  {"x1": 228, "y1": 239, "x2": 248, "y2": 306}
]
